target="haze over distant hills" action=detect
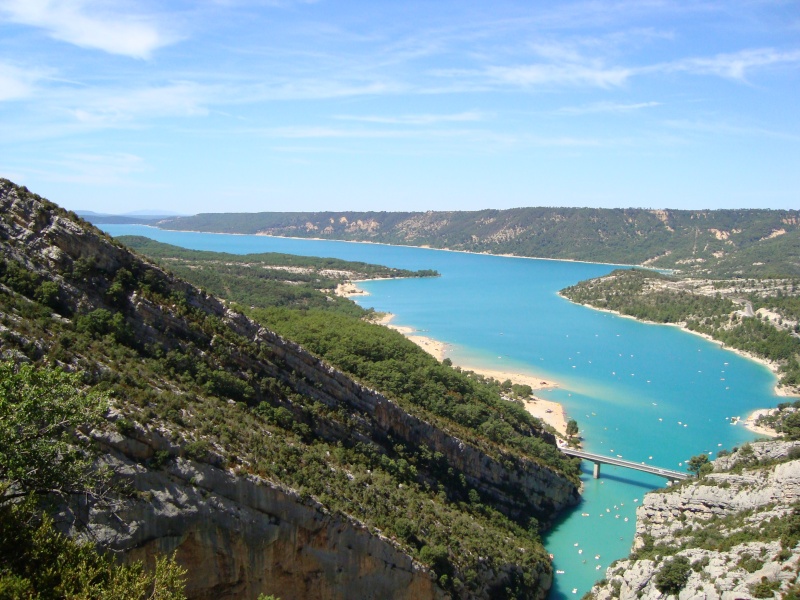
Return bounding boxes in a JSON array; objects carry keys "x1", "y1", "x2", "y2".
[{"x1": 77, "y1": 209, "x2": 188, "y2": 220}]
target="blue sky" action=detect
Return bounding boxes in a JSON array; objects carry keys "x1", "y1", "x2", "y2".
[{"x1": 1, "y1": 1, "x2": 798, "y2": 214}]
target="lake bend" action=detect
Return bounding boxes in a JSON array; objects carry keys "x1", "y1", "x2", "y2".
[{"x1": 102, "y1": 225, "x2": 779, "y2": 598}]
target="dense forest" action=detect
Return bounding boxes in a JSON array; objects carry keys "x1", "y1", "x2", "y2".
[
  {"x1": 561, "y1": 269, "x2": 800, "y2": 391},
  {"x1": 102, "y1": 207, "x2": 800, "y2": 278}
]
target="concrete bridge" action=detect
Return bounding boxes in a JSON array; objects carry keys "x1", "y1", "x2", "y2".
[{"x1": 561, "y1": 448, "x2": 690, "y2": 484}]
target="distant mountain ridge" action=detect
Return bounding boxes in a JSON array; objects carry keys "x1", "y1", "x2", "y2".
[{"x1": 139, "y1": 208, "x2": 800, "y2": 277}]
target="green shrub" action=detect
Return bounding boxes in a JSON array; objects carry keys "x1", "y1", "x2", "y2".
[
  {"x1": 0, "y1": 500, "x2": 186, "y2": 599},
  {"x1": 750, "y1": 577, "x2": 781, "y2": 598},
  {"x1": 654, "y1": 555, "x2": 691, "y2": 595}
]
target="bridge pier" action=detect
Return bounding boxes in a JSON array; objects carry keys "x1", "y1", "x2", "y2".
[{"x1": 561, "y1": 448, "x2": 689, "y2": 483}]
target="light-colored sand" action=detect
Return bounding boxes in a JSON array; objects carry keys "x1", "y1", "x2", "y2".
[
  {"x1": 742, "y1": 408, "x2": 779, "y2": 437},
  {"x1": 456, "y1": 365, "x2": 558, "y2": 392},
  {"x1": 335, "y1": 282, "x2": 369, "y2": 297},
  {"x1": 343, "y1": 282, "x2": 570, "y2": 435},
  {"x1": 523, "y1": 397, "x2": 569, "y2": 437},
  {"x1": 376, "y1": 313, "x2": 449, "y2": 361},
  {"x1": 375, "y1": 313, "x2": 569, "y2": 435},
  {"x1": 457, "y1": 366, "x2": 566, "y2": 435}
]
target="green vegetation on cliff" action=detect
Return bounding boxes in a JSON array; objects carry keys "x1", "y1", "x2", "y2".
[
  {"x1": 0, "y1": 360, "x2": 187, "y2": 599},
  {"x1": 255, "y1": 307, "x2": 576, "y2": 476},
  {"x1": 755, "y1": 401, "x2": 800, "y2": 439},
  {"x1": 120, "y1": 232, "x2": 576, "y2": 478},
  {"x1": 120, "y1": 235, "x2": 437, "y2": 317}
]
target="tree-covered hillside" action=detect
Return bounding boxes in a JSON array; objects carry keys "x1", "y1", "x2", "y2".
[
  {"x1": 120, "y1": 235, "x2": 437, "y2": 317},
  {"x1": 130, "y1": 207, "x2": 800, "y2": 277}
]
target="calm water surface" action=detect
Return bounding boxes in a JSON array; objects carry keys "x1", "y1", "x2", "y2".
[{"x1": 104, "y1": 225, "x2": 776, "y2": 598}]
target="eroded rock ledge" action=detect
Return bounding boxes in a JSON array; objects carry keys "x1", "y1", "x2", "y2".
[{"x1": 589, "y1": 441, "x2": 800, "y2": 600}]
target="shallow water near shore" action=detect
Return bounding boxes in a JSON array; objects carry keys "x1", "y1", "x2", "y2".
[{"x1": 103, "y1": 225, "x2": 776, "y2": 598}]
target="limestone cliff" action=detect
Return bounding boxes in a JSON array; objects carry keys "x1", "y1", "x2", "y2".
[
  {"x1": 83, "y1": 428, "x2": 445, "y2": 600},
  {"x1": 588, "y1": 441, "x2": 800, "y2": 600}
]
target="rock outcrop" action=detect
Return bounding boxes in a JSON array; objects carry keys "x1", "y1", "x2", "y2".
[
  {"x1": 589, "y1": 441, "x2": 800, "y2": 600},
  {"x1": 83, "y1": 430, "x2": 445, "y2": 600}
]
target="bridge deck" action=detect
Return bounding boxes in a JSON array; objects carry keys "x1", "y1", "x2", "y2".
[{"x1": 561, "y1": 448, "x2": 690, "y2": 481}]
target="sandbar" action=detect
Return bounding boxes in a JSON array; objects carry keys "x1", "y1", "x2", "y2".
[
  {"x1": 375, "y1": 312, "x2": 449, "y2": 361},
  {"x1": 335, "y1": 282, "x2": 370, "y2": 297},
  {"x1": 458, "y1": 365, "x2": 567, "y2": 436}
]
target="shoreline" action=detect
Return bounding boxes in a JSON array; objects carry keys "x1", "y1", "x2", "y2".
[
  {"x1": 115, "y1": 223, "x2": 641, "y2": 270},
  {"x1": 369, "y1": 307, "x2": 569, "y2": 436},
  {"x1": 742, "y1": 408, "x2": 779, "y2": 438},
  {"x1": 562, "y1": 294, "x2": 800, "y2": 400},
  {"x1": 122, "y1": 224, "x2": 787, "y2": 435},
  {"x1": 457, "y1": 362, "x2": 569, "y2": 437}
]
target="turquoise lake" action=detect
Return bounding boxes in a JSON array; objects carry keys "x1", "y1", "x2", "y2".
[{"x1": 103, "y1": 225, "x2": 777, "y2": 598}]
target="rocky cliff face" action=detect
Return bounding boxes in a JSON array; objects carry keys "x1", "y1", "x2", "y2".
[
  {"x1": 1, "y1": 179, "x2": 577, "y2": 599},
  {"x1": 84, "y1": 428, "x2": 445, "y2": 600},
  {"x1": 589, "y1": 441, "x2": 800, "y2": 600}
]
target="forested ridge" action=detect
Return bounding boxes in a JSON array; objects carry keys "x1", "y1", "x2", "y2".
[
  {"x1": 113, "y1": 207, "x2": 800, "y2": 277},
  {"x1": 118, "y1": 239, "x2": 575, "y2": 474}
]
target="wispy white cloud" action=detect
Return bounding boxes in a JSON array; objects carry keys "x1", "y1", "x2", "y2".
[
  {"x1": 248, "y1": 80, "x2": 404, "y2": 101},
  {"x1": 484, "y1": 63, "x2": 632, "y2": 89},
  {"x1": 241, "y1": 124, "x2": 621, "y2": 151},
  {"x1": 0, "y1": 62, "x2": 46, "y2": 100},
  {"x1": 206, "y1": 0, "x2": 320, "y2": 6},
  {"x1": 28, "y1": 152, "x2": 148, "y2": 185},
  {"x1": 68, "y1": 81, "x2": 211, "y2": 124},
  {"x1": 663, "y1": 118, "x2": 800, "y2": 142},
  {"x1": 0, "y1": 0, "x2": 180, "y2": 58},
  {"x1": 333, "y1": 111, "x2": 487, "y2": 125},
  {"x1": 248, "y1": 126, "x2": 431, "y2": 140},
  {"x1": 655, "y1": 48, "x2": 800, "y2": 81},
  {"x1": 555, "y1": 101, "x2": 661, "y2": 115},
  {"x1": 471, "y1": 46, "x2": 800, "y2": 92},
  {"x1": 431, "y1": 35, "x2": 636, "y2": 91}
]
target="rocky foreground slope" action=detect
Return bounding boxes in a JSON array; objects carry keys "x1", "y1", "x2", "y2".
[
  {"x1": 0, "y1": 179, "x2": 579, "y2": 599},
  {"x1": 588, "y1": 441, "x2": 800, "y2": 600}
]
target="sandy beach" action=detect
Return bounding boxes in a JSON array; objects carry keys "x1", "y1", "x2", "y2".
[
  {"x1": 335, "y1": 282, "x2": 370, "y2": 297},
  {"x1": 742, "y1": 408, "x2": 779, "y2": 437},
  {"x1": 375, "y1": 312, "x2": 449, "y2": 361},
  {"x1": 455, "y1": 364, "x2": 568, "y2": 436},
  {"x1": 373, "y1": 311, "x2": 569, "y2": 436}
]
